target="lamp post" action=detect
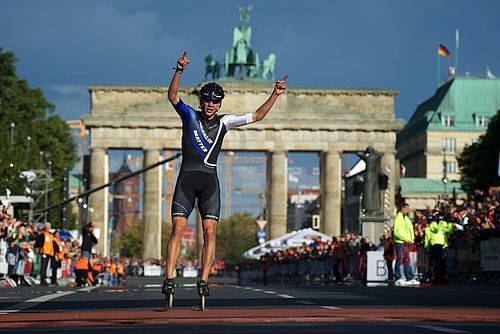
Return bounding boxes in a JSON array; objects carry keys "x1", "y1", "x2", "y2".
[{"x1": 442, "y1": 150, "x2": 448, "y2": 199}]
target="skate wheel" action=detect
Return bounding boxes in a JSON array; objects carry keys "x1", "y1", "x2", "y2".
[
  {"x1": 164, "y1": 293, "x2": 174, "y2": 311},
  {"x1": 199, "y1": 295, "x2": 206, "y2": 311}
]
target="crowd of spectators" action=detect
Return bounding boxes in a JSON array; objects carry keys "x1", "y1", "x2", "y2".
[
  {"x1": 1, "y1": 186, "x2": 498, "y2": 287},
  {"x1": 0, "y1": 203, "x2": 129, "y2": 287},
  {"x1": 238, "y1": 186, "x2": 500, "y2": 285}
]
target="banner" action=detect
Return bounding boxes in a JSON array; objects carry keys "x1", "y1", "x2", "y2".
[
  {"x1": 367, "y1": 251, "x2": 388, "y2": 281},
  {"x1": 143, "y1": 265, "x2": 162, "y2": 277},
  {"x1": 0, "y1": 240, "x2": 8, "y2": 274}
]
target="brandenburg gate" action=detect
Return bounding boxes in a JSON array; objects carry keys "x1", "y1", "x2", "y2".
[{"x1": 82, "y1": 80, "x2": 403, "y2": 258}]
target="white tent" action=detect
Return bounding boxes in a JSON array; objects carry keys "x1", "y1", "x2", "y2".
[{"x1": 243, "y1": 228, "x2": 332, "y2": 260}]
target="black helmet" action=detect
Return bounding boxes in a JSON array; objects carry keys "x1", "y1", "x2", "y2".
[{"x1": 200, "y1": 82, "x2": 225, "y2": 104}]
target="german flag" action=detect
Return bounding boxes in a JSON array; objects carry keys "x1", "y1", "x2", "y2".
[{"x1": 438, "y1": 44, "x2": 451, "y2": 57}]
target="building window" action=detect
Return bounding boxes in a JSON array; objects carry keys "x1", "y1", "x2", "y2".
[
  {"x1": 442, "y1": 138, "x2": 456, "y2": 153},
  {"x1": 444, "y1": 161, "x2": 457, "y2": 174},
  {"x1": 469, "y1": 138, "x2": 478, "y2": 146},
  {"x1": 476, "y1": 115, "x2": 490, "y2": 128},
  {"x1": 442, "y1": 115, "x2": 455, "y2": 127}
]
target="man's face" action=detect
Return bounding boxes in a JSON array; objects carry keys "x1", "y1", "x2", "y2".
[
  {"x1": 402, "y1": 205, "x2": 410, "y2": 215},
  {"x1": 201, "y1": 100, "x2": 221, "y2": 120}
]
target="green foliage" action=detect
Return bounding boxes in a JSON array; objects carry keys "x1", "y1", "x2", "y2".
[
  {"x1": 0, "y1": 48, "x2": 77, "y2": 226},
  {"x1": 112, "y1": 220, "x2": 143, "y2": 258},
  {"x1": 216, "y1": 212, "x2": 259, "y2": 265},
  {"x1": 458, "y1": 110, "x2": 500, "y2": 191}
]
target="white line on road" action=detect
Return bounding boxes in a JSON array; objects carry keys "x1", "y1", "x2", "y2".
[
  {"x1": 297, "y1": 300, "x2": 315, "y2": 305},
  {"x1": 263, "y1": 290, "x2": 277, "y2": 294},
  {"x1": 77, "y1": 286, "x2": 95, "y2": 293},
  {"x1": 414, "y1": 325, "x2": 470, "y2": 333},
  {"x1": 0, "y1": 291, "x2": 74, "y2": 314},
  {"x1": 277, "y1": 294, "x2": 295, "y2": 299},
  {"x1": 321, "y1": 306, "x2": 341, "y2": 309}
]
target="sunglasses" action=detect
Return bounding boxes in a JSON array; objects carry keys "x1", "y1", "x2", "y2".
[{"x1": 201, "y1": 94, "x2": 222, "y2": 104}]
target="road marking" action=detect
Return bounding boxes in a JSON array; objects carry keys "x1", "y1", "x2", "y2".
[
  {"x1": 414, "y1": 325, "x2": 470, "y2": 333},
  {"x1": 277, "y1": 294, "x2": 295, "y2": 299},
  {"x1": 263, "y1": 290, "x2": 277, "y2": 294},
  {"x1": 251, "y1": 288, "x2": 264, "y2": 292},
  {"x1": 297, "y1": 300, "x2": 315, "y2": 305},
  {"x1": 77, "y1": 286, "x2": 95, "y2": 293},
  {"x1": 0, "y1": 291, "x2": 74, "y2": 314},
  {"x1": 321, "y1": 306, "x2": 341, "y2": 309},
  {"x1": 143, "y1": 284, "x2": 161, "y2": 288}
]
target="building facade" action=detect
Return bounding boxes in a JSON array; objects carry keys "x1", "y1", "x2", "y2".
[{"x1": 397, "y1": 76, "x2": 500, "y2": 181}]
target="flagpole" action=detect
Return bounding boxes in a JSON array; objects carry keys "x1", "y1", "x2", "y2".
[
  {"x1": 437, "y1": 44, "x2": 440, "y2": 87},
  {"x1": 455, "y1": 29, "x2": 460, "y2": 75}
]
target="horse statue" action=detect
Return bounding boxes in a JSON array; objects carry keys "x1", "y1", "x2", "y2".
[
  {"x1": 262, "y1": 53, "x2": 276, "y2": 81},
  {"x1": 204, "y1": 53, "x2": 220, "y2": 80}
]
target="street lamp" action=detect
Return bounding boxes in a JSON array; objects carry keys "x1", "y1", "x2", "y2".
[{"x1": 442, "y1": 149, "x2": 448, "y2": 199}]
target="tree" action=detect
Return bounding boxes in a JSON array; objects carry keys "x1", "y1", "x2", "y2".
[
  {"x1": 216, "y1": 212, "x2": 259, "y2": 265},
  {"x1": 112, "y1": 220, "x2": 143, "y2": 258},
  {"x1": 458, "y1": 110, "x2": 500, "y2": 192},
  {"x1": 0, "y1": 48, "x2": 77, "y2": 226}
]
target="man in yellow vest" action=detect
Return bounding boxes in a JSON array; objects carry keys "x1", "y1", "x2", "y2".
[
  {"x1": 393, "y1": 202, "x2": 419, "y2": 286},
  {"x1": 425, "y1": 212, "x2": 454, "y2": 284}
]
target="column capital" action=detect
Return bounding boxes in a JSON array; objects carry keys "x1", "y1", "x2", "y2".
[
  {"x1": 143, "y1": 147, "x2": 162, "y2": 153},
  {"x1": 319, "y1": 149, "x2": 341, "y2": 155},
  {"x1": 267, "y1": 149, "x2": 288, "y2": 155},
  {"x1": 90, "y1": 146, "x2": 107, "y2": 153}
]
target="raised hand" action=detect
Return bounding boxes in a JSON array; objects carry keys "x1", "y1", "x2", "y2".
[
  {"x1": 274, "y1": 74, "x2": 288, "y2": 95},
  {"x1": 176, "y1": 50, "x2": 190, "y2": 70}
]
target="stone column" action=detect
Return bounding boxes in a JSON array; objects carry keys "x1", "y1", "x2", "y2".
[
  {"x1": 89, "y1": 147, "x2": 109, "y2": 256},
  {"x1": 267, "y1": 150, "x2": 288, "y2": 239},
  {"x1": 143, "y1": 148, "x2": 162, "y2": 259},
  {"x1": 381, "y1": 151, "x2": 396, "y2": 222},
  {"x1": 320, "y1": 150, "x2": 341, "y2": 237}
]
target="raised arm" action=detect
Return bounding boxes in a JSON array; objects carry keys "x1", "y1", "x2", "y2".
[
  {"x1": 167, "y1": 50, "x2": 189, "y2": 106},
  {"x1": 252, "y1": 75, "x2": 287, "y2": 122}
]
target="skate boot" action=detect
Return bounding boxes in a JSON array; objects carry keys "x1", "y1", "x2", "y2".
[
  {"x1": 162, "y1": 278, "x2": 175, "y2": 310},
  {"x1": 197, "y1": 280, "x2": 210, "y2": 311}
]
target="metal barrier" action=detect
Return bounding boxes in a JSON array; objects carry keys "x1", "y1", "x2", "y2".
[{"x1": 239, "y1": 237, "x2": 500, "y2": 285}]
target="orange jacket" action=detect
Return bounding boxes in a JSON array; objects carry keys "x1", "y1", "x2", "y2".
[
  {"x1": 53, "y1": 237, "x2": 63, "y2": 261},
  {"x1": 75, "y1": 258, "x2": 89, "y2": 271},
  {"x1": 117, "y1": 264, "x2": 125, "y2": 276},
  {"x1": 92, "y1": 263, "x2": 103, "y2": 273},
  {"x1": 40, "y1": 231, "x2": 54, "y2": 256}
]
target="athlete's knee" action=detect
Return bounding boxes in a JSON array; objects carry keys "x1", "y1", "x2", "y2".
[
  {"x1": 171, "y1": 221, "x2": 187, "y2": 239},
  {"x1": 203, "y1": 225, "x2": 217, "y2": 241}
]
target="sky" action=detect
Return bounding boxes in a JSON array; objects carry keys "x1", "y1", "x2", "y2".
[
  {"x1": 2, "y1": 0, "x2": 499, "y2": 122},
  {"x1": 2, "y1": 0, "x2": 500, "y2": 218}
]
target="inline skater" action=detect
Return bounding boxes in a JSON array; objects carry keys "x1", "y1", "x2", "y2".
[{"x1": 162, "y1": 50, "x2": 287, "y2": 310}]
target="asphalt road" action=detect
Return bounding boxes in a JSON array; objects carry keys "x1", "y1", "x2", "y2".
[{"x1": 1, "y1": 276, "x2": 499, "y2": 334}]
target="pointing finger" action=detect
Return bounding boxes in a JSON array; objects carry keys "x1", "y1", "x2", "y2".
[
  {"x1": 281, "y1": 74, "x2": 288, "y2": 82},
  {"x1": 182, "y1": 50, "x2": 188, "y2": 58}
]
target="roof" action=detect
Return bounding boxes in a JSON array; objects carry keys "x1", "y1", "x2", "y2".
[
  {"x1": 243, "y1": 228, "x2": 332, "y2": 260},
  {"x1": 400, "y1": 177, "x2": 464, "y2": 194},
  {"x1": 398, "y1": 76, "x2": 500, "y2": 142}
]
